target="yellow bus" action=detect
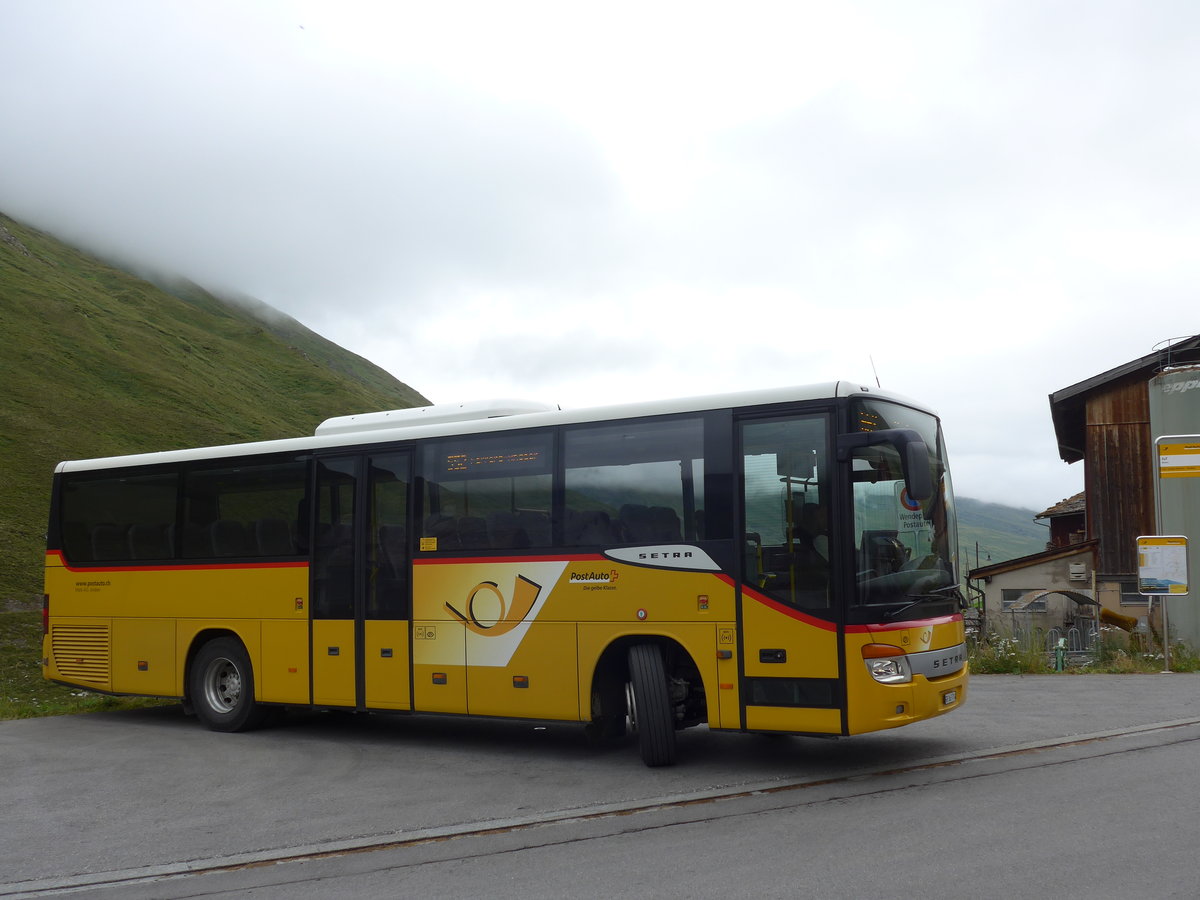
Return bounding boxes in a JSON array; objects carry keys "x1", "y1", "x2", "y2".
[{"x1": 43, "y1": 382, "x2": 967, "y2": 765}]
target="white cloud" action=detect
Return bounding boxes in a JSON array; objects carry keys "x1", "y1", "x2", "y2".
[{"x1": 1, "y1": 0, "x2": 1196, "y2": 510}]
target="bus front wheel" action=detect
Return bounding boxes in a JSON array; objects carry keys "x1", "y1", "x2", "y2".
[
  {"x1": 627, "y1": 644, "x2": 677, "y2": 767},
  {"x1": 189, "y1": 636, "x2": 266, "y2": 733}
]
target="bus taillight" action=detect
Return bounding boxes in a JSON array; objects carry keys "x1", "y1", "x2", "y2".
[{"x1": 43, "y1": 594, "x2": 49, "y2": 636}]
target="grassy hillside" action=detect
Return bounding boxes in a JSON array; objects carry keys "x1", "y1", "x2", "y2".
[
  {"x1": 956, "y1": 497, "x2": 1047, "y2": 572},
  {"x1": 0, "y1": 212, "x2": 427, "y2": 604}
]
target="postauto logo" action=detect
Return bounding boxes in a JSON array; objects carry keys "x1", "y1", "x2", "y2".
[
  {"x1": 444, "y1": 575, "x2": 542, "y2": 636},
  {"x1": 569, "y1": 569, "x2": 620, "y2": 585}
]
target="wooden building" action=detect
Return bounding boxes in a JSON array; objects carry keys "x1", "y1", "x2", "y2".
[
  {"x1": 1048, "y1": 335, "x2": 1200, "y2": 614},
  {"x1": 1036, "y1": 492, "x2": 1085, "y2": 549},
  {"x1": 970, "y1": 335, "x2": 1200, "y2": 640}
]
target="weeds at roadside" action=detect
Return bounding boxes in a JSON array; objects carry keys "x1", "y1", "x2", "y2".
[
  {"x1": 969, "y1": 636, "x2": 1053, "y2": 674},
  {"x1": 969, "y1": 628, "x2": 1200, "y2": 674}
]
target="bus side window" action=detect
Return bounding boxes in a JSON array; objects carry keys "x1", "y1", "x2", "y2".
[
  {"x1": 61, "y1": 471, "x2": 178, "y2": 564},
  {"x1": 211, "y1": 520, "x2": 252, "y2": 557},
  {"x1": 128, "y1": 523, "x2": 172, "y2": 560},
  {"x1": 485, "y1": 511, "x2": 526, "y2": 549},
  {"x1": 91, "y1": 523, "x2": 130, "y2": 561},
  {"x1": 419, "y1": 433, "x2": 553, "y2": 551},
  {"x1": 183, "y1": 459, "x2": 308, "y2": 560},
  {"x1": 563, "y1": 417, "x2": 704, "y2": 547},
  {"x1": 254, "y1": 518, "x2": 295, "y2": 556}
]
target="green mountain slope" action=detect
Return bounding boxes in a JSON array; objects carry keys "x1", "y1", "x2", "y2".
[
  {"x1": 956, "y1": 497, "x2": 1048, "y2": 572},
  {"x1": 0, "y1": 213, "x2": 428, "y2": 602}
]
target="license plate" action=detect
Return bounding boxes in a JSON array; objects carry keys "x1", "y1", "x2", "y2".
[{"x1": 942, "y1": 690, "x2": 957, "y2": 705}]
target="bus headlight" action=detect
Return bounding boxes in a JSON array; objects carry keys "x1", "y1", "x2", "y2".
[{"x1": 862, "y1": 644, "x2": 912, "y2": 684}]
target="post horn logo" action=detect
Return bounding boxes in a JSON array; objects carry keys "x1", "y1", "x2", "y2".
[{"x1": 444, "y1": 574, "x2": 542, "y2": 636}]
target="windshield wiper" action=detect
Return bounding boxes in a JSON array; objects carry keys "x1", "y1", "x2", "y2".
[{"x1": 884, "y1": 584, "x2": 965, "y2": 620}]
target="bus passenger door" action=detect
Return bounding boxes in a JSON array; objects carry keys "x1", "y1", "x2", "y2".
[
  {"x1": 739, "y1": 413, "x2": 843, "y2": 734},
  {"x1": 311, "y1": 452, "x2": 412, "y2": 711},
  {"x1": 363, "y1": 452, "x2": 412, "y2": 709}
]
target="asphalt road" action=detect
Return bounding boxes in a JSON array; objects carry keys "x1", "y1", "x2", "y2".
[{"x1": 4, "y1": 674, "x2": 1200, "y2": 898}]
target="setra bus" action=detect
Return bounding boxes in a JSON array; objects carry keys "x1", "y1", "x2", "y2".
[{"x1": 42, "y1": 382, "x2": 967, "y2": 765}]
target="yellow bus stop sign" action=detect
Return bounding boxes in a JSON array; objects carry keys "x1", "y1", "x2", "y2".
[{"x1": 1159, "y1": 442, "x2": 1200, "y2": 478}]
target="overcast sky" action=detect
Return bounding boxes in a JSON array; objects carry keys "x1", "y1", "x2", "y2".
[{"x1": 2, "y1": 1, "x2": 1196, "y2": 510}]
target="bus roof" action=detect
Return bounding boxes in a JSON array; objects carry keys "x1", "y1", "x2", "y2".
[{"x1": 54, "y1": 381, "x2": 931, "y2": 473}]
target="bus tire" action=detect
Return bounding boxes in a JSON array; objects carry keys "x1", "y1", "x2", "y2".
[
  {"x1": 189, "y1": 636, "x2": 266, "y2": 733},
  {"x1": 627, "y1": 643, "x2": 677, "y2": 767}
]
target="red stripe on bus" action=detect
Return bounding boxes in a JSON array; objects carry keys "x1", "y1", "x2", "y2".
[
  {"x1": 45, "y1": 550, "x2": 308, "y2": 573},
  {"x1": 741, "y1": 586, "x2": 838, "y2": 632},
  {"x1": 413, "y1": 553, "x2": 607, "y2": 566}
]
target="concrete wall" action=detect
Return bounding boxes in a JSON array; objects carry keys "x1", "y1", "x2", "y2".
[{"x1": 975, "y1": 547, "x2": 1098, "y2": 642}]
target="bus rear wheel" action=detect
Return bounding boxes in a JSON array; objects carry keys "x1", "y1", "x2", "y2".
[
  {"x1": 627, "y1": 643, "x2": 677, "y2": 767},
  {"x1": 189, "y1": 636, "x2": 266, "y2": 733}
]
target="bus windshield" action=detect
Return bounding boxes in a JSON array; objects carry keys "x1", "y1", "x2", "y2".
[{"x1": 848, "y1": 399, "x2": 959, "y2": 616}]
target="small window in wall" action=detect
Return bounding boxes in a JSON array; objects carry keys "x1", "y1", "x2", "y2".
[
  {"x1": 1119, "y1": 581, "x2": 1149, "y2": 607},
  {"x1": 420, "y1": 432, "x2": 553, "y2": 551},
  {"x1": 563, "y1": 416, "x2": 705, "y2": 546}
]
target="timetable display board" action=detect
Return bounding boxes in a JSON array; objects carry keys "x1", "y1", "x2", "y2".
[{"x1": 1137, "y1": 535, "x2": 1189, "y2": 596}]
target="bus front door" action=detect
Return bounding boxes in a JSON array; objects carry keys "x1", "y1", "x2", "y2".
[
  {"x1": 312, "y1": 452, "x2": 412, "y2": 711},
  {"x1": 739, "y1": 413, "x2": 843, "y2": 734}
]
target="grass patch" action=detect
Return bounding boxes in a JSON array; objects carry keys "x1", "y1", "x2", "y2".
[{"x1": 0, "y1": 608, "x2": 169, "y2": 720}]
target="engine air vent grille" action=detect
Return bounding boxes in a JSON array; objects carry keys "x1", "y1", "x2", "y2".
[{"x1": 51, "y1": 624, "x2": 111, "y2": 685}]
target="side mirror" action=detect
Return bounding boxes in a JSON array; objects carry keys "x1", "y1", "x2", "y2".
[
  {"x1": 836, "y1": 428, "x2": 933, "y2": 501},
  {"x1": 900, "y1": 436, "x2": 933, "y2": 501}
]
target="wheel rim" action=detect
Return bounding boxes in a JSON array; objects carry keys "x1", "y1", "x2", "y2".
[
  {"x1": 202, "y1": 657, "x2": 242, "y2": 714},
  {"x1": 624, "y1": 681, "x2": 638, "y2": 733}
]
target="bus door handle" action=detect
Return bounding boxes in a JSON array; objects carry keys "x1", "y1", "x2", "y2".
[{"x1": 759, "y1": 649, "x2": 787, "y2": 663}]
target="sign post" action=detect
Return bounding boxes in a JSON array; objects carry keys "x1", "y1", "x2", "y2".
[{"x1": 1137, "y1": 535, "x2": 1189, "y2": 673}]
